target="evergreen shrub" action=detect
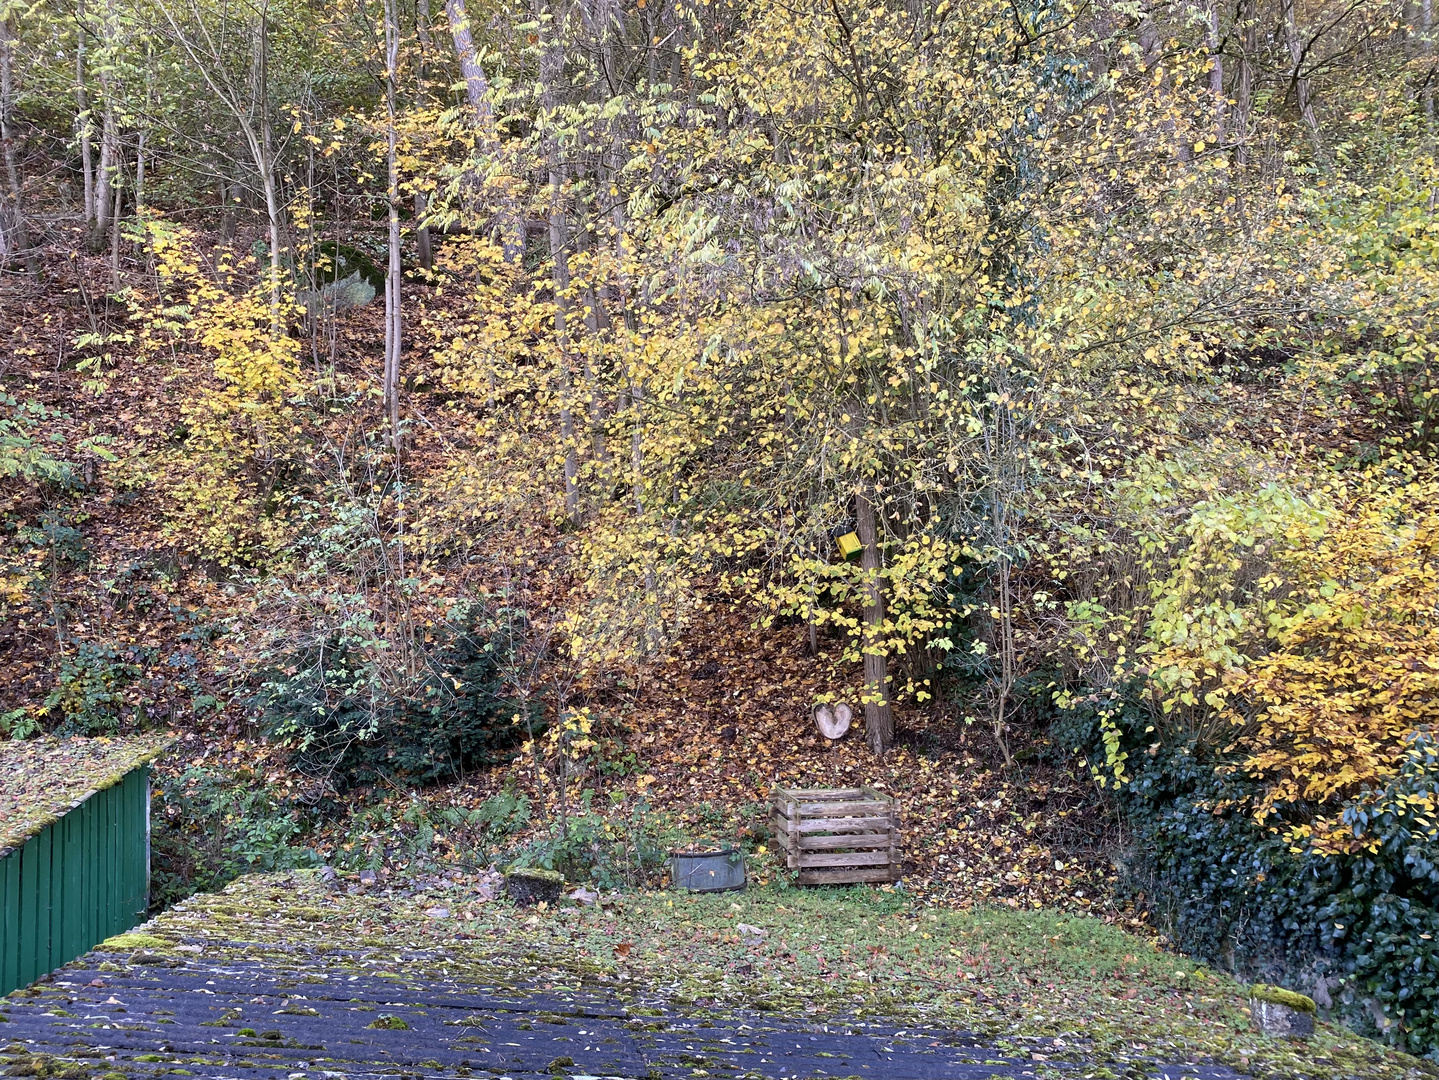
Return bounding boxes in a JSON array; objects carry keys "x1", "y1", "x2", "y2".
[{"x1": 1054, "y1": 690, "x2": 1439, "y2": 1058}]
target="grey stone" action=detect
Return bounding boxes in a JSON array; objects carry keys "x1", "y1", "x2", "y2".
[{"x1": 1251, "y1": 998, "x2": 1315, "y2": 1038}]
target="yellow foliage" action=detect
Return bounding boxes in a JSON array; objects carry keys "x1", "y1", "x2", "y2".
[
  {"x1": 1225, "y1": 471, "x2": 1439, "y2": 848},
  {"x1": 135, "y1": 216, "x2": 301, "y2": 566},
  {"x1": 1142, "y1": 464, "x2": 1439, "y2": 846}
]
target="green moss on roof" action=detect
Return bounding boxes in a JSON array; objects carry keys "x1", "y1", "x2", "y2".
[{"x1": 0, "y1": 734, "x2": 172, "y2": 854}]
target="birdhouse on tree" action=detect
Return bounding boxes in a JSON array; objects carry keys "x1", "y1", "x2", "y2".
[{"x1": 835, "y1": 531, "x2": 862, "y2": 561}]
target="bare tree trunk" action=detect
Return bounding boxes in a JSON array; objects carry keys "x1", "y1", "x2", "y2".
[
  {"x1": 854, "y1": 486, "x2": 893, "y2": 758},
  {"x1": 1207, "y1": 0, "x2": 1225, "y2": 142},
  {"x1": 444, "y1": 0, "x2": 493, "y2": 123},
  {"x1": 383, "y1": 0, "x2": 402, "y2": 450},
  {"x1": 258, "y1": 14, "x2": 284, "y2": 330},
  {"x1": 218, "y1": 174, "x2": 236, "y2": 239},
  {"x1": 1281, "y1": 0, "x2": 1322, "y2": 147},
  {"x1": 0, "y1": 14, "x2": 35, "y2": 273},
  {"x1": 1425, "y1": 0, "x2": 1435, "y2": 127},
  {"x1": 134, "y1": 128, "x2": 145, "y2": 210},
  {"x1": 414, "y1": 0, "x2": 433, "y2": 272},
  {"x1": 94, "y1": 0, "x2": 118, "y2": 247},
  {"x1": 108, "y1": 158, "x2": 122, "y2": 288},
  {"x1": 445, "y1": 0, "x2": 523, "y2": 259},
  {"x1": 549, "y1": 165, "x2": 580, "y2": 520},
  {"x1": 75, "y1": 0, "x2": 96, "y2": 232},
  {"x1": 1234, "y1": 0, "x2": 1257, "y2": 165}
]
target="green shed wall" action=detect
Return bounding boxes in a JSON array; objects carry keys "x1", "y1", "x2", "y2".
[{"x1": 0, "y1": 765, "x2": 150, "y2": 997}]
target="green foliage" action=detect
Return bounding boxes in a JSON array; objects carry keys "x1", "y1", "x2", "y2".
[
  {"x1": 150, "y1": 765, "x2": 319, "y2": 908},
  {"x1": 41, "y1": 642, "x2": 149, "y2": 736},
  {"x1": 1054, "y1": 691, "x2": 1439, "y2": 1059},
  {"x1": 366, "y1": 1015, "x2": 410, "y2": 1030},
  {"x1": 238, "y1": 474, "x2": 542, "y2": 792},
  {"x1": 0, "y1": 397, "x2": 75, "y2": 487},
  {"x1": 254, "y1": 611, "x2": 533, "y2": 792},
  {"x1": 0, "y1": 709, "x2": 40, "y2": 740},
  {"x1": 469, "y1": 789, "x2": 533, "y2": 842},
  {"x1": 333, "y1": 788, "x2": 532, "y2": 870},
  {"x1": 510, "y1": 791, "x2": 675, "y2": 889}
]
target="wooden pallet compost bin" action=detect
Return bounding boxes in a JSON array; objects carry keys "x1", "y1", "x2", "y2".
[
  {"x1": 0, "y1": 735, "x2": 170, "y2": 996},
  {"x1": 771, "y1": 786, "x2": 901, "y2": 885}
]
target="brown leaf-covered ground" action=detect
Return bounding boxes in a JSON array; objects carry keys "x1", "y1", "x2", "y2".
[{"x1": 6, "y1": 237, "x2": 1126, "y2": 928}]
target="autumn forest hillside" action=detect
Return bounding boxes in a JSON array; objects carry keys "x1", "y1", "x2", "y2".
[{"x1": 1, "y1": 0, "x2": 1437, "y2": 1058}]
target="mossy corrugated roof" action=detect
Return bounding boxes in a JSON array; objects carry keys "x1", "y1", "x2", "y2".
[{"x1": 0, "y1": 734, "x2": 171, "y2": 855}]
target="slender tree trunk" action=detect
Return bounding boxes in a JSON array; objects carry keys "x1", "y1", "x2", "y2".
[
  {"x1": 445, "y1": 0, "x2": 523, "y2": 259},
  {"x1": 1234, "y1": 0, "x2": 1257, "y2": 165},
  {"x1": 108, "y1": 158, "x2": 122, "y2": 288},
  {"x1": 1281, "y1": 0, "x2": 1322, "y2": 147},
  {"x1": 1207, "y1": 0, "x2": 1224, "y2": 142},
  {"x1": 854, "y1": 486, "x2": 893, "y2": 758},
  {"x1": 414, "y1": 0, "x2": 433, "y2": 272},
  {"x1": 75, "y1": 0, "x2": 96, "y2": 231},
  {"x1": 444, "y1": 0, "x2": 492, "y2": 123},
  {"x1": 95, "y1": 100, "x2": 116, "y2": 243},
  {"x1": 134, "y1": 129, "x2": 145, "y2": 210},
  {"x1": 94, "y1": 0, "x2": 118, "y2": 247},
  {"x1": 252, "y1": 10, "x2": 283, "y2": 331},
  {"x1": 218, "y1": 174, "x2": 235, "y2": 239},
  {"x1": 383, "y1": 0, "x2": 402, "y2": 450},
  {"x1": 0, "y1": 14, "x2": 35, "y2": 273},
  {"x1": 1425, "y1": 0, "x2": 1435, "y2": 127},
  {"x1": 549, "y1": 165, "x2": 580, "y2": 520}
]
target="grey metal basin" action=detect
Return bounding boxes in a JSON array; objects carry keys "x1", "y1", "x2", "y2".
[{"x1": 670, "y1": 848, "x2": 746, "y2": 892}]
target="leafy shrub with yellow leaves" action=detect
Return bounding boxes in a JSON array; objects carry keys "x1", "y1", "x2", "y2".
[
  {"x1": 131, "y1": 217, "x2": 302, "y2": 567},
  {"x1": 1140, "y1": 466, "x2": 1439, "y2": 850}
]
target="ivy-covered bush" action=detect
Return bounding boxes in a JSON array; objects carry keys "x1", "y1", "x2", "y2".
[
  {"x1": 253, "y1": 613, "x2": 538, "y2": 792},
  {"x1": 1054, "y1": 694, "x2": 1439, "y2": 1059}
]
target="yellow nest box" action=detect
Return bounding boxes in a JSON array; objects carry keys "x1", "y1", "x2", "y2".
[{"x1": 835, "y1": 531, "x2": 863, "y2": 561}]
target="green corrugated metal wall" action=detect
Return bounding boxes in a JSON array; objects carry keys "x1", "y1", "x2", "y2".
[{"x1": 0, "y1": 765, "x2": 150, "y2": 997}]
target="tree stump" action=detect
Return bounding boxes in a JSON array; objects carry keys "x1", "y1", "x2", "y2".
[
  {"x1": 506, "y1": 868, "x2": 564, "y2": 907},
  {"x1": 814, "y1": 703, "x2": 852, "y2": 740}
]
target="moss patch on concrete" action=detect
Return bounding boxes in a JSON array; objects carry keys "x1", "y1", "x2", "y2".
[
  {"x1": 1250, "y1": 984, "x2": 1317, "y2": 1013},
  {"x1": 0, "y1": 735, "x2": 172, "y2": 854},
  {"x1": 97, "y1": 934, "x2": 170, "y2": 953}
]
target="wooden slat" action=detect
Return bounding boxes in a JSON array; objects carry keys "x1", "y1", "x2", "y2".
[
  {"x1": 797, "y1": 832, "x2": 893, "y2": 851},
  {"x1": 796, "y1": 849, "x2": 893, "y2": 868},
  {"x1": 797, "y1": 866, "x2": 899, "y2": 885},
  {"x1": 793, "y1": 815, "x2": 894, "y2": 834},
  {"x1": 795, "y1": 800, "x2": 890, "y2": 817},
  {"x1": 771, "y1": 784, "x2": 900, "y2": 887},
  {"x1": 774, "y1": 787, "x2": 869, "y2": 800}
]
